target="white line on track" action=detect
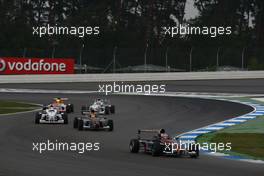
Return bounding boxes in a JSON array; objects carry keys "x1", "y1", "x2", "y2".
[
  {"x1": 0, "y1": 108, "x2": 42, "y2": 117},
  {"x1": 215, "y1": 123, "x2": 236, "y2": 126},
  {"x1": 0, "y1": 88, "x2": 97, "y2": 94},
  {"x1": 227, "y1": 119, "x2": 247, "y2": 122}
]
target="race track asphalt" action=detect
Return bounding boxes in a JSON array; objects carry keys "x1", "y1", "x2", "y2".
[{"x1": 0, "y1": 79, "x2": 263, "y2": 176}]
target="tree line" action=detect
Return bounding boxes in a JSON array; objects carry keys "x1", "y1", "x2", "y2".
[{"x1": 0, "y1": 0, "x2": 263, "y2": 71}]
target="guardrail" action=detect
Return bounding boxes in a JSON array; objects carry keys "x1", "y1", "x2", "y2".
[{"x1": 0, "y1": 71, "x2": 264, "y2": 83}]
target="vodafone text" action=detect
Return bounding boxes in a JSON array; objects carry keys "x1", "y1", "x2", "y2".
[
  {"x1": 0, "y1": 58, "x2": 74, "y2": 74},
  {"x1": 4, "y1": 59, "x2": 66, "y2": 72}
]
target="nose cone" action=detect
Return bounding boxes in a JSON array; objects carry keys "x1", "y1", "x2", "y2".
[{"x1": 47, "y1": 109, "x2": 57, "y2": 119}]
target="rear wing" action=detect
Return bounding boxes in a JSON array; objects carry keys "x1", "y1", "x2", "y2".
[
  {"x1": 138, "y1": 129, "x2": 165, "y2": 134},
  {"x1": 95, "y1": 98, "x2": 110, "y2": 103},
  {"x1": 53, "y1": 98, "x2": 69, "y2": 101},
  {"x1": 82, "y1": 111, "x2": 90, "y2": 115},
  {"x1": 137, "y1": 129, "x2": 164, "y2": 140}
]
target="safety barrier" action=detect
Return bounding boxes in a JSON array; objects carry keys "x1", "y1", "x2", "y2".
[{"x1": 0, "y1": 71, "x2": 264, "y2": 83}]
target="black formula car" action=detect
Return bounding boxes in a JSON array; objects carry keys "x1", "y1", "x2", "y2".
[{"x1": 129, "y1": 129, "x2": 199, "y2": 158}]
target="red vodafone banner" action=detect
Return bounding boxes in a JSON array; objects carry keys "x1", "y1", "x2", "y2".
[{"x1": 0, "y1": 57, "x2": 74, "y2": 74}]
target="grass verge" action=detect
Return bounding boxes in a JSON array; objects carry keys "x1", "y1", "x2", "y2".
[
  {"x1": 198, "y1": 132, "x2": 264, "y2": 160},
  {"x1": 0, "y1": 100, "x2": 40, "y2": 114},
  {"x1": 197, "y1": 97, "x2": 264, "y2": 160}
]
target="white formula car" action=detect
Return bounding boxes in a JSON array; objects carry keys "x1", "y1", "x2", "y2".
[
  {"x1": 81, "y1": 99, "x2": 115, "y2": 115},
  {"x1": 35, "y1": 107, "x2": 68, "y2": 124}
]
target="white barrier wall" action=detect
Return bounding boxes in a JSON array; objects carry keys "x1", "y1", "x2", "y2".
[{"x1": 0, "y1": 71, "x2": 264, "y2": 83}]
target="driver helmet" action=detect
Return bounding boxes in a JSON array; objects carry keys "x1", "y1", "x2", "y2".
[
  {"x1": 160, "y1": 129, "x2": 166, "y2": 134},
  {"x1": 159, "y1": 129, "x2": 169, "y2": 139}
]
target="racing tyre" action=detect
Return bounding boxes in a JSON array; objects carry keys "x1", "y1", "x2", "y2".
[
  {"x1": 78, "y1": 120, "x2": 84, "y2": 131},
  {"x1": 66, "y1": 104, "x2": 74, "y2": 113},
  {"x1": 129, "y1": 139, "x2": 140, "y2": 153},
  {"x1": 107, "y1": 120, "x2": 114, "y2": 131},
  {"x1": 35, "y1": 113, "x2": 41, "y2": 124},
  {"x1": 73, "y1": 117, "x2": 78, "y2": 128},
  {"x1": 110, "y1": 105, "x2": 115, "y2": 114},
  {"x1": 189, "y1": 143, "x2": 199, "y2": 158},
  {"x1": 66, "y1": 106, "x2": 70, "y2": 113},
  {"x1": 62, "y1": 114, "x2": 68, "y2": 124},
  {"x1": 42, "y1": 106, "x2": 48, "y2": 110},
  {"x1": 105, "y1": 106, "x2": 110, "y2": 115},
  {"x1": 69, "y1": 104, "x2": 74, "y2": 113},
  {"x1": 191, "y1": 150, "x2": 199, "y2": 159},
  {"x1": 152, "y1": 141, "x2": 162, "y2": 156}
]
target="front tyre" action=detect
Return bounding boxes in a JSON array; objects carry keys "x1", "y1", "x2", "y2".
[
  {"x1": 62, "y1": 114, "x2": 68, "y2": 124},
  {"x1": 107, "y1": 120, "x2": 114, "y2": 131},
  {"x1": 189, "y1": 143, "x2": 199, "y2": 158},
  {"x1": 110, "y1": 105, "x2": 115, "y2": 114},
  {"x1": 73, "y1": 117, "x2": 78, "y2": 128},
  {"x1": 152, "y1": 141, "x2": 162, "y2": 156},
  {"x1": 78, "y1": 119, "x2": 84, "y2": 131},
  {"x1": 105, "y1": 106, "x2": 110, "y2": 115},
  {"x1": 129, "y1": 139, "x2": 140, "y2": 153},
  {"x1": 35, "y1": 113, "x2": 41, "y2": 124}
]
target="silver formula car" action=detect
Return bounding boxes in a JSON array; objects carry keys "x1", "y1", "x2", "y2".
[
  {"x1": 73, "y1": 113, "x2": 113, "y2": 131},
  {"x1": 81, "y1": 98, "x2": 115, "y2": 115},
  {"x1": 35, "y1": 107, "x2": 68, "y2": 124}
]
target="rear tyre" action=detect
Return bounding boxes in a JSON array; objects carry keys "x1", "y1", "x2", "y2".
[
  {"x1": 66, "y1": 104, "x2": 74, "y2": 113},
  {"x1": 152, "y1": 141, "x2": 162, "y2": 156},
  {"x1": 105, "y1": 106, "x2": 110, "y2": 115},
  {"x1": 110, "y1": 105, "x2": 115, "y2": 114},
  {"x1": 78, "y1": 119, "x2": 84, "y2": 131},
  {"x1": 107, "y1": 120, "x2": 114, "y2": 131},
  {"x1": 129, "y1": 139, "x2": 140, "y2": 153},
  {"x1": 69, "y1": 104, "x2": 74, "y2": 113},
  {"x1": 35, "y1": 113, "x2": 41, "y2": 124},
  {"x1": 73, "y1": 117, "x2": 78, "y2": 128},
  {"x1": 66, "y1": 106, "x2": 70, "y2": 113}
]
